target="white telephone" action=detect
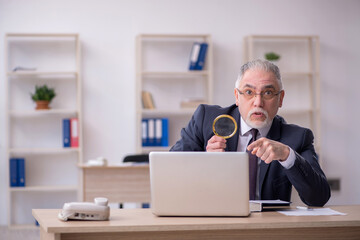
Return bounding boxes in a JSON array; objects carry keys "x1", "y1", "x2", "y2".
[{"x1": 58, "y1": 197, "x2": 110, "y2": 221}]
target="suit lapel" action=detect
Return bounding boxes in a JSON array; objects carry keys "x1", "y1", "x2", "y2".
[{"x1": 259, "y1": 116, "x2": 282, "y2": 196}]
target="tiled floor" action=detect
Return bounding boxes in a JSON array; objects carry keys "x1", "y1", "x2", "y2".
[{"x1": 0, "y1": 226, "x2": 39, "y2": 240}]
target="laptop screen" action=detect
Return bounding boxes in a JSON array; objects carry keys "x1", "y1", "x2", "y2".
[{"x1": 149, "y1": 151, "x2": 250, "y2": 216}]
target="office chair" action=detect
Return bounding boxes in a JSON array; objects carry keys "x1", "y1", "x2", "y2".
[{"x1": 123, "y1": 154, "x2": 149, "y2": 163}]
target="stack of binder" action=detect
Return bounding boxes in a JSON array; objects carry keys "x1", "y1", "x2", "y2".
[
  {"x1": 142, "y1": 118, "x2": 169, "y2": 147},
  {"x1": 9, "y1": 158, "x2": 25, "y2": 187},
  {"x1": 63, "y1": 118, "x2": 79, "y2": 148}
]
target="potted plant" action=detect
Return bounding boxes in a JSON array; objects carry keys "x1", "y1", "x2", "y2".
[
  {"x1": 265, "y1": 52, "x2": 281, "y2": 61},
  {"x1": 31, "y1": 84, "x2": 56, "y2": 110}
]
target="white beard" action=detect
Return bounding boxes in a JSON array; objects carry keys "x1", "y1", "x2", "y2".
[{"x1": 245, "y1": 107, "x2": 272, "y2": 129}]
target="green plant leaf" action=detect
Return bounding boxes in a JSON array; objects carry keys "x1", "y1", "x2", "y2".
[
  {"x1": 265, "y1": 52, "x2": 281, "y2": 61},
  {"x1": 30, "y1": 84, "x2": 56, "y2": 102}
]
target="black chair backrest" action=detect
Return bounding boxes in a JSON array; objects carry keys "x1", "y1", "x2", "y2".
[{"x1": 123, "y1": 154, "x2": 149, "y2": 163}]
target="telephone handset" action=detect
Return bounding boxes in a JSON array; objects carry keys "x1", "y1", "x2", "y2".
[{"x1": 58, "y1": 197, "x2": 110, "y2": 221}]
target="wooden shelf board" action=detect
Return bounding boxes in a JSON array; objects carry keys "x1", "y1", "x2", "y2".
[
  {"x1": 10, "y1": 109, "x2": 78, "y2": 117},
  {"x1": 141, "y1": 108, "x2": 196, "y2": 116},
  {"x1": 142, "y1": 71, "x2": 209, "y2": 77},
  {"x1": 7, "y1": 71, "x2": 78, "y2": 77},
  {"x1": 139, "y1": 34, "x2": 210, "y2": 39},
  {"x1": 248, "y1": 35, "x2": 318, "y2": 40},
  {"x1": 278, "y1": 108, "x2": 319, "y2": 115},
  {"x1": 9, "y1": 185, "x2": 78, "y2": 192},
  {"x1": 282, "y1": 72, "x2": 314, "y2": 77},
  {"x1": 6, "y1": 33, "x2": 78, "y2": 38},
  {"x1": 9, "y1": 148, "x2": 79, "y2": 154}
]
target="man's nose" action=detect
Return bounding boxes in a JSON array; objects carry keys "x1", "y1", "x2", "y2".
[{"x1": 253, "y1": 94, "x2": 264, "y2": 107}]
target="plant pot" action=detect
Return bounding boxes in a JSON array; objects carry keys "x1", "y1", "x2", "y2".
[{"x1": 35, "y1": 101, "x2": 50, "y2": 110}]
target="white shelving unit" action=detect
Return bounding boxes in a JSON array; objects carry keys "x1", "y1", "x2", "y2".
[
  {"x1": 136, "y1": 34, "x2": 213, "y2": 153},
  {"x1": 244, "y1": 35, "x2": 321, "y2": 206},
  {"x1": 244, "y1": 35, "x2": 320, "y2": 153},
  {"x1": 5, "y1": 33, "x2": 83, "y2": 227}
]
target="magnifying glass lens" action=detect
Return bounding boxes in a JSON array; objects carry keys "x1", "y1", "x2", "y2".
[
  {"x1": 212, "y1": 114, "x2": 238, "y2": 139},
  {"x1": 214, "y1": 118, "x2": 235, "y2": 136}
]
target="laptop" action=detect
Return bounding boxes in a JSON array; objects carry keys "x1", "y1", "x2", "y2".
[{"x1": 149, "y1": 151, "x2": 250, "y2": 217}]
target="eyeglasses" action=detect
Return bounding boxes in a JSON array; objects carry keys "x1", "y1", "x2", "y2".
[{"x1": 236, "y1": 88, "x2": 282, "y2": 100}]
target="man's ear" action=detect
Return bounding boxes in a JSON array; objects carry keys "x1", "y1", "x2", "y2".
[
  {"x1": 279, "y1": 90, "x2": 285, "y2": 107},
  {"x1": 234, "y1": 88, "x2": 239, "y2": 106}
]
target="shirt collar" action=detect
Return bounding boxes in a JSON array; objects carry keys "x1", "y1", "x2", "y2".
[{"x1": 240, "y1": 116, "x2": 273, "y2": 138}]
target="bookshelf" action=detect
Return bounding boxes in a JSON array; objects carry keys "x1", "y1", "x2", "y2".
[
  {"x1": 136, "y1": 34, "x2": 213, "y2": 153},
  {"x1": 244, "y1": 35, "x2": 321, "y2": 206},
  {"x1": 5, "y1": 33, "x2": 83, "y2": 227},
  {"x1": 244, "y1": 35, "x2": 320, "y2": 153}
]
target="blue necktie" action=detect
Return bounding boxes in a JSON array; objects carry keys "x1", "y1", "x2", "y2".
[{"x1": 247, "y1": 128, "x2": 258, "y2": 200}]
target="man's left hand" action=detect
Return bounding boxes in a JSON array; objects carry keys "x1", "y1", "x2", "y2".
[{"x1": 247, "y1": 137, "x2": 290, "y2": 164}]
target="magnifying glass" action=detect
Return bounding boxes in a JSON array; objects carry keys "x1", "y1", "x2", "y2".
[{"x1": 212, "y1": 114, "x2": 238, "y2": 139}]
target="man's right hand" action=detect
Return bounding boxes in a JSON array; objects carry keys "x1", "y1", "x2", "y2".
[{"x1": 206, "y1": 135, "x2": 227, "y2": 152}]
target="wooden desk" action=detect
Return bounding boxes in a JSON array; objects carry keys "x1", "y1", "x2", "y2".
[
  {"x1": 81, "y1": 165, "x2": 150, "y2": 203},
  {"x1": 33, "y1": 205, "x2": 360, "y2": 240}
]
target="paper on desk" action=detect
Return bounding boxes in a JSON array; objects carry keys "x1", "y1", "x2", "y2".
[{"x1": 277, "y1": 208, "x2": 347, "y2": 216}]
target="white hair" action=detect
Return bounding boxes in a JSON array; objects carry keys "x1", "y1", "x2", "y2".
[{"x1": 235, "y1": 59, "x2": 283, "y2": 90}]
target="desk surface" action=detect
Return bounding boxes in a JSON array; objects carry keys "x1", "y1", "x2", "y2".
[{"x1": 33, "y1": 206, "x2": 360, "y2": 234}]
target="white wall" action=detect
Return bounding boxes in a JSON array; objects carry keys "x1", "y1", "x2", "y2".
[{"x1": 0, "y1": 0, "x2": 359, "y2": 225}]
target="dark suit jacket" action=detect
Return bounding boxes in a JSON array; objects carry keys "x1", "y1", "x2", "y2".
[{"x1": 170, "y1": 104, "x2": 331, "y2": 207}]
